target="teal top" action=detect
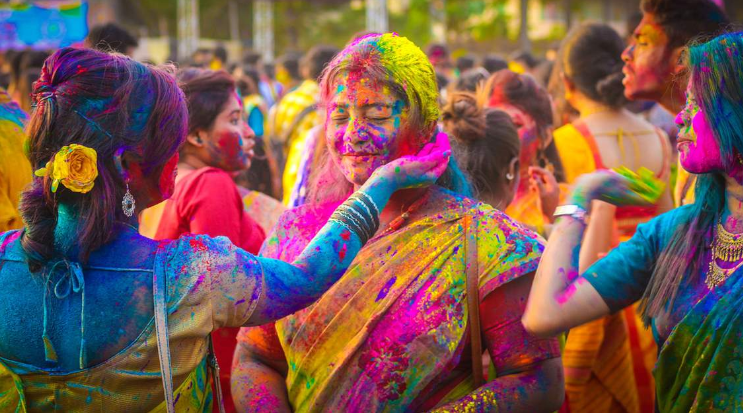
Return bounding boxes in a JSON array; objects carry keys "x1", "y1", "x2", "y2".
[{"x1": 581, "y1": 204, "x2": 712, "y2": 346}]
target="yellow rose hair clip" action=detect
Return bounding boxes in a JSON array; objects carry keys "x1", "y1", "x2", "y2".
[
  {"x1": 34, "y1": 144, "x2": 98, "y2": 194},
  {"x1": 613, "y1": 166, "x2": 666, "y2": 204}
]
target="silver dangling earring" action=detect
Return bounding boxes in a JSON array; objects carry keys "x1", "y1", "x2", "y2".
[
  {"x1": 506, "y1": 172, "x2": 515, "y2": 181},
  {"x1": 122, "y1": 182, "x2": 136, "y2": 217}
]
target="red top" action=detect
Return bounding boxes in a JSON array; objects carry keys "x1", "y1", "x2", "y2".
[
  {"x1": 155, "y1": 166, "x2": 266, "y2": 413},
  {"x1": 156, "y1": 167, "x2": 266, "y2": 253}
]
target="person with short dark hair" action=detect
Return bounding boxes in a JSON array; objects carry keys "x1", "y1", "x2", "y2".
[
  {"x1": 276, "y1": 52, "x2": 302, "y2": 92},
  {"x1": 482, "y1": 54, "x2": 508, "y2": 74},
  {"x1": 622, "y1": 0, "x2": 729, "y2": 206},
  {"x1": 85, "y1": 23, "x2": 139, "y2": 56},
  {"x1": 452, "y1": 67, "x2": 489, "y2": 93},
  {"x1": 211, "y1": 45, "x2": 228, "y2": 70},
  {"x1": 455, "y1": 55, "x2": 476, "y2": 77},
  {"x1": 509, "y1": 50, "x2": 538, "y2": 73}
]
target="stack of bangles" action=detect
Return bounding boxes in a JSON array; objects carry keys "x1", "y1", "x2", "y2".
[{"x1": 329, "y1": 191, "x2": 381, "y2": 244}]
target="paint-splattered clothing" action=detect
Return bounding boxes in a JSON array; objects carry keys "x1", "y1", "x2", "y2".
[
  {"x1": 0, "y1": 88, "x2": 30, "y2": 233},
  {"x1": 239, "y1": 187, "x2": 560, "y2": 412},
  {"x1": 149, "y1": 166, "x2": 266, "y2": 413},
  {"x1": 584, "y1": 205, "x2": 743, "y2": 412},
  {"x1": 0, "y1": 230, "x2": 262, "y2": 411}
]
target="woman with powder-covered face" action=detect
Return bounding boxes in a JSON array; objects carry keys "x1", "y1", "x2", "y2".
[
  {"x1": 0, "y1": 47, "x2": 447, "y2": 411},
  {"x1": 481, "y1": 70, "x2": 567, "y2": 237},
  {"x1": 524, "y1": 32, "x2": 743, "y2": 411},
  {"x1": 233, "y1": 33, "x2": 564, "y2": 413}
]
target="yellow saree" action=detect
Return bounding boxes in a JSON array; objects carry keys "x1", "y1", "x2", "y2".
[{"x1": 262, "y1": 188, "x2": 543, "y2": 412}]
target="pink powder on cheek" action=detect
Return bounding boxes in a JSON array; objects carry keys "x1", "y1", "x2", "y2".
[{"x1": 680, "y1": 110, "x2": 723, "y2": 173}]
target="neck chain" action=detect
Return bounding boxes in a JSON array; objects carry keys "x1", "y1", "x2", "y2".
[{"x1": 707, "y1": 219, "x2": 743, "y2": 289}]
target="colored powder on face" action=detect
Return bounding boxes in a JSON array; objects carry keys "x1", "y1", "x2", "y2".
[{"x1": 332, "y1": 33, "x2": 439, "y2": 127}]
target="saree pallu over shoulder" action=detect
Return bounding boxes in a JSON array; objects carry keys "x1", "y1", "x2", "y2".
[
  {"x1": 273, "y1": 191, "x2": 543, "y2": 412},
  {"x1": 655, "y1": 270, "x2": 743, "y2": 412}
]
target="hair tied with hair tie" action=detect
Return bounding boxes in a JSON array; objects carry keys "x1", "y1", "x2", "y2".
[{"x1": 34, "y1": 144, "x2": 98, "y2": 194}]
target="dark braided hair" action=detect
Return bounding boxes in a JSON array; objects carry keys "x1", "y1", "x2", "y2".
[{"x1": 21, "y1": 47, "x2": 187, "y2": 271}]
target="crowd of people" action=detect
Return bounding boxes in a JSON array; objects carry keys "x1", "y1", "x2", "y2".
[{"x1": 0, "y1": 0, "x2": 741, "y2": 411}]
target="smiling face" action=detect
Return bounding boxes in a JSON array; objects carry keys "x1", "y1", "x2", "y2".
[
  {"x1": 622, "y1": 13, "x2": 677, "y2": 102},
  {"x1": 325, "y1": 74, "x2": 417, "y2": 186},
  {"x1": 675, "y1": 81, "x2": 722, "y2": 174},
  {"x1": 202, "y1": 93, "x2": 256, "y2": 172}
]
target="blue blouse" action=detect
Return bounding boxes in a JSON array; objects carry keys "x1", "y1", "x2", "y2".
[{"x1": 581, "y1": 204, "x2": 712, "y2": 346}]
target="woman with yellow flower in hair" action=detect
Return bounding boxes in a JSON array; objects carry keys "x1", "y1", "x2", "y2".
[{"x1": 0, "y1": 47, "x2": 450, "y2": 412}]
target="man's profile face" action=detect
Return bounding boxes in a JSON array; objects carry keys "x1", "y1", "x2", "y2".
[{"x1": 621, "y1": 13, "x2": 678, "y2": 102}]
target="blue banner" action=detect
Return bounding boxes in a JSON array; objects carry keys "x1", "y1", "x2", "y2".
[{"x1": 0, "y1": 1, "x2": 88, "y2": 50}]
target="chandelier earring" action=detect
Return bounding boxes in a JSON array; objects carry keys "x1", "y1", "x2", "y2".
[{"x1": 122, "y1": 182, "x2": 136, "y2": 217}]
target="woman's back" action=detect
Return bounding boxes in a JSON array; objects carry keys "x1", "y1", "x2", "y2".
[
  {"x1": 0, "y1": 228, "x2": 262, "y2": 411},
  {"x1": 580, "y1": 109, "x2": 668, "y2": 176},
  {"x1": 0, "y1": 227, "x2": 157, "y2": 371}
]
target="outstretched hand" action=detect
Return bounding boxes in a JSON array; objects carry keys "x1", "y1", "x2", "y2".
[
  {"x1": 570, "y1": 170, "x2": 652, "y2": 210},
  {"x1": 370, "y1": 132, "x2": 451, "y2": 191}
]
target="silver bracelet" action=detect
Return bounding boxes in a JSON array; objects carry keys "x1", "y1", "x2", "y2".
[{"x1": 351, "y1": 193, "x2": 380, "y2": 228}]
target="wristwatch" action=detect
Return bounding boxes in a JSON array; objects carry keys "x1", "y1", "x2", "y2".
[{"x1": 553, "y1": 204, "x2": 588, "y2": 224}]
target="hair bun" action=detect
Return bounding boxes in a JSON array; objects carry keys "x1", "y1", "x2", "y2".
[
  {"x1": 595, "y1": 70, "x2": 627, "y2": 108},
  {"x1": 441, "y1": 92, "x2": 486, "y2": 142}
]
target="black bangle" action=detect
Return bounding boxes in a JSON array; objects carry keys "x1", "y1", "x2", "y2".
[
  {"x1": 330, "y1": 213, "x2": 369, "y2": 244},
  {"x1": 350, "y1": 195, "x2": 380, "y2": 228},
  {"x1": 338, "y1": 204, "x2": 374, "y2": 238},
  {"x1": 329, "y1": 218, "x2": 368, "y2": 244}
]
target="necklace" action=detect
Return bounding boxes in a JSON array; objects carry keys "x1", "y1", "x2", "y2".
[{"x1": 706, "y1": 219, "x2": 743, "y2": 289}]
